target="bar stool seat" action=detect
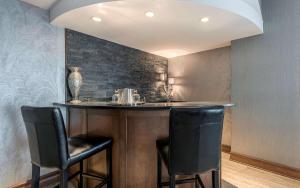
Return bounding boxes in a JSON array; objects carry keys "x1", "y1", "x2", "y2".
[
  {"x1": 68, "y1": 134, "x2": 112, "y2": 166},
  {"x1": 156, "y1": 106, "x2": 225, "y2": 188},
  {"x1": 21, "y1": 106, "x2": 113, "y2": 188}
]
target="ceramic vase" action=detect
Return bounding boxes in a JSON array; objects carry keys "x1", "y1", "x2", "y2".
[{"x1": 68, "y1": 67, "x2": 83, "y2": 104}]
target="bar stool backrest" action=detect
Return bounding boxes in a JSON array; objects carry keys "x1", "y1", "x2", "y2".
[
  {"x1": 21, "y1": 106, "x2": 69, "y2": 169},
  {"x1": 169, "y1": 106, "x2": 224, "y2": 175}
]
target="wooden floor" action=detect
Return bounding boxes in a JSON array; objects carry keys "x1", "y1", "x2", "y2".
[
  {"x1": 222, "y1": 153, "x2": 300, "y2": 188},
  {"x1": 50, "y1": 152, "x2": 300, "y2": 188}
]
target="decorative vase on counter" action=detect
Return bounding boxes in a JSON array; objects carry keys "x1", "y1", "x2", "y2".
[{"x1": 68, "y1": 67, "x2": 83, "y2": 104}]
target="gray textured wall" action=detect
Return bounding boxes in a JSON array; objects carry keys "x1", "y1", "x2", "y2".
[
  {"x1": 66, "y1": 30, "x2": 168, "y2": 102},
  {"x1": 231, "y1": 0, "x2": 300, "y2": 167},
  {"x1": 0, "y1": 1, "x2": 65, "y2": 187},
  {"x1": 168, "y1": 47, "x2": 232, "y2": 146}
]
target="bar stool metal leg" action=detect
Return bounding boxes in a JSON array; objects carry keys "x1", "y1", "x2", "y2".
[
  {"x1": 31, "y1": 163, "x2": 40, "y2": 188},
  {"x1": 79, "y1": 161, "x2": 83, "y2": 188},
  {"x1": 212, "y1": 169, "x2": 220, "y2": 188},
  {"x1": 170, "y1": 175, "x2": 176, "y2": 188},
  {"x1": 106, "y1": 146, "x2": 113, "y2": 188},
  {"x1": 157, "y1": 152, "x2": 162, "y2": 188},
  {"x1": 195, "y1": 175, "x2": 199, "y2": 188},
  {"x1": 60, "y1": 169, "x2": 68, "y2": 188},
  {"x1": 196, "y1": 174, "x2": 205, "y2": 188}
]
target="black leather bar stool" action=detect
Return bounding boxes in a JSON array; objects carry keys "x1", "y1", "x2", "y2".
[
  {"x1": 21, "y1": 106, "x2": 113, "y2": 188},
  {"x1": 156, "y1": 106, "x2": 224, "y2": 188}
]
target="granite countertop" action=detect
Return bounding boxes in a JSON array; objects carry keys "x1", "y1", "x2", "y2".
[{"x1": 53, "y1": 101, "x2": 234, "y2": 110}]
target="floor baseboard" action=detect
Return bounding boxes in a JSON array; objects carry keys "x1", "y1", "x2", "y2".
[
  {"x1": 222, "y1": 145, "x2": 231, "y2": 153},
  {"x1": 230, "y1": 152, "x2": 300, "y2": 180}
]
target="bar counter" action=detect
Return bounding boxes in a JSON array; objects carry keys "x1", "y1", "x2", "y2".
[
  {"x1": 54, "y1": 101, "x2": 234, "y2": 109},
  {"x1": 54, "y1": 102, "x2": 233, "y2": 188}
]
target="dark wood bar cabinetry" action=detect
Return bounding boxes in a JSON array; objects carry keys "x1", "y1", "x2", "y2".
[{"x1": 55, "y1": 102, "x2": 233, "y2": 188}]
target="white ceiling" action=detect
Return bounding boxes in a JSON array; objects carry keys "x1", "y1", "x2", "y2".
[
  {"x1": 22, "y1": 0, "x2": 263, "y2": 58},
  {"x1": 21, "y1": 0, "x2": 57, "y2": 9}
]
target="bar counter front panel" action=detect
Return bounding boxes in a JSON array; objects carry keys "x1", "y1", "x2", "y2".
[{"x1": 55, "y1": 102, "x2": 233, "y2": 188}]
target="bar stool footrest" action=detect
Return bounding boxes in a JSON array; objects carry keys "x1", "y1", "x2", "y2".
[
  {"x1": 161, "y1": 177, "x2": 198, "y2": 186},
  {"x1": 82, "y1": 172, "x2": 107, "y2": 180}
]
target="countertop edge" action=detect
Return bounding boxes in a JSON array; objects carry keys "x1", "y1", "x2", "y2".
[{"x1": 53, "y1": 102, "x2": 235, "y2": 110}]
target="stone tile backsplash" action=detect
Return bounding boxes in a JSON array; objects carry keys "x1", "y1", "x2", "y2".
[{"x1": 66, "y1": 29, "x2": 168, "y2": 102}]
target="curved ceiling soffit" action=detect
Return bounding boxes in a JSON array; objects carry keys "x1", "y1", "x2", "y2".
[
  {"x1": 196, "y1": 0, "x2": 263, "y2": 32},
  {"x1": 50, "y1": 0, "x2": 119, "y2": 22},
  {"x1": 50, "y1": 0, "x2": 263, "y2": 32}
]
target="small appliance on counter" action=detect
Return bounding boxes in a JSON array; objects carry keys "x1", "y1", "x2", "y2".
[{"x1": 112, "y1": 88, "x2": 144, "y2": 105}]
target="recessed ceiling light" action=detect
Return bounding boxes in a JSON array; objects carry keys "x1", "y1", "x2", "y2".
[
  {"x1": 145, "y1": 11, "x2": 155, "y2": 18},
  {"x1": 92, "y1": 16, "x2": 102, "y2": 22},
  {"x1": 201, "y1": 17, "x2": 209, "y2": 23}
]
